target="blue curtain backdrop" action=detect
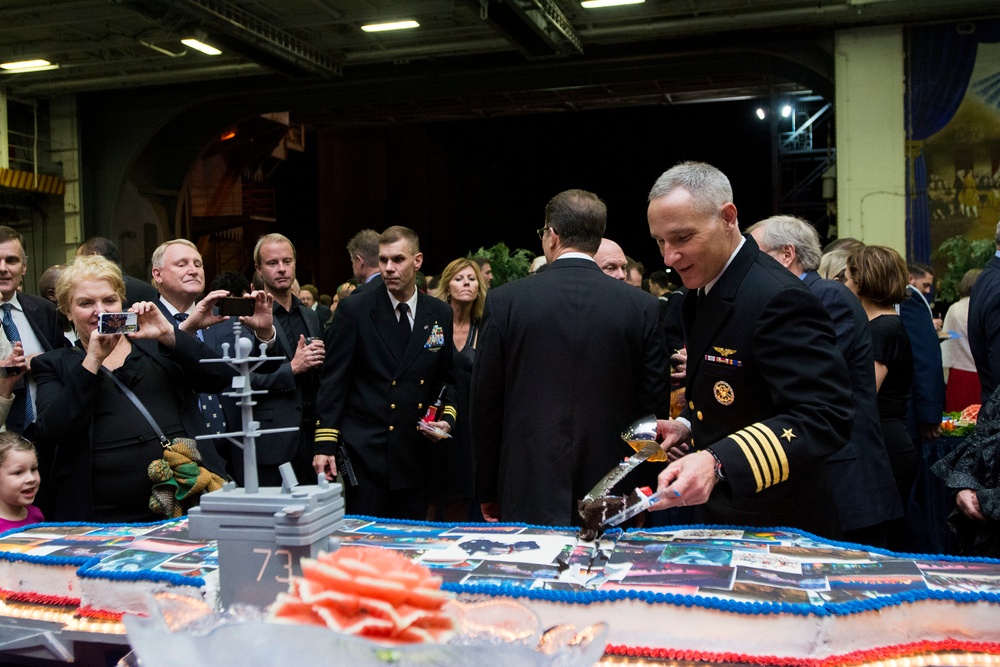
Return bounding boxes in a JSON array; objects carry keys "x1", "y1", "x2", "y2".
[{"x1": 906, "y1": 21, "x2": 1000, "y2": 263}]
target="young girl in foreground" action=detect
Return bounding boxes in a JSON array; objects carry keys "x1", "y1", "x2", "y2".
[{"x1": 0, "y1": 432, "x2": 42, "y2": 532}]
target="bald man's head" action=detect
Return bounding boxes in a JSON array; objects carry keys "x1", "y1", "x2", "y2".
[{"x1": 594, "y1": 238, "x2": 628, "y2": 281}]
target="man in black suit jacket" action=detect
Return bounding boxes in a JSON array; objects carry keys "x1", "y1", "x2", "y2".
[
  {"x1": 748, "y1": 215, "x2": 902, "y2": 546},
  {"x1": 346, "y1": 229, "x2": 383, "y2": 295},
  {"x1": 255, "y1": 233, "x2": 325, "y2": 487},
  {"x1": 471, "y1": 190, "x2": 670, "y2": 526},
  {"x1": 900, "y1": 264, "x2": 944, "y2": 444},
  {"x1": 315, "y1": 226, "x2": 456, "y2": 520},
  {"x1": 0, "y1": 226, "x2": 69, "y2": 435},
  {"x1": 969, "y1": 223, "x2": 1000, "y2": 403},
  {"x1": 150, "y1": 239, "x2": 277, "y2": 476},
  {"x1": 647, "y1": 163, "x2": 853, "y2": 538}
]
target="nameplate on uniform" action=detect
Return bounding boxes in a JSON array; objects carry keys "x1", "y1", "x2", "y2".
[{"x1": 704, "y1": 354, "x2": 743, "y2": 367}]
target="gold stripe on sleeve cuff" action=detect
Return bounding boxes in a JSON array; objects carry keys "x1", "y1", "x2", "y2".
[
  {"x1": 442, "y1": 406, "x2": 458, "y2": 420},
  {"x1": 314, "y1": 428, "x2": 340, "y2": 443},
  {"x1": 746, "y1": 423, "x2": 789, "y2": 485},
  {"x1": 728, "y1": 430, "x2": 765, "y2": 492}
]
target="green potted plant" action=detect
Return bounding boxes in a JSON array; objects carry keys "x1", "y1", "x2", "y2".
[
  {"x1": 470, "y1": 243, "x2": 536, "y2": 288},
  {"x1": 932, "y1": 235, "x2": 995, "y2": 303}
]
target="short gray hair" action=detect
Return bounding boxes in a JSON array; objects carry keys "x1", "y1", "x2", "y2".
[
  {"x1": 151, "y1": 239, "x2": 198, "y2": 270},
  {"x1": 648, "y1": 161, "x2": 733, "y2": 218},
  {"x1": 746, "y1": 215, "x2": 822, "y2": 271}
]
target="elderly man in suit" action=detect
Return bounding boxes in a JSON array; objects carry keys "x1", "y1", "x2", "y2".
[
  {"x1": 150, "y1": 239, "x2": 276, "y2": 475},
  {"x1": 471, "y1": 190, "x2": 670, "y2": 527},
  {"x1": 314, "y1": 226, "x2": 456, "y2": 520},
  {"x1": 747, "y1": 215, "x2": 902, "y2": 546},
  {"x1": 646, "y1": 162, "x2": 853, "y2": 539},
  {"x1": 0, "y1": 226, "x2": 69, "y2": 435},
  {"x1": 969, "y1": 221, "x2": 1000, "y2": 404}
]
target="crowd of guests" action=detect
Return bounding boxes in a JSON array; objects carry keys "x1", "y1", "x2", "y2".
[{"x1": 1, "y1": 163, "x2": 999, "y2": 558}]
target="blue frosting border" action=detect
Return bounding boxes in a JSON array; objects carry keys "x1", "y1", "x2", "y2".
[
  {"x1": 345, "y1": 515, "x2": 1000, "y2": 618},
  {"x1": 0, "y1": 518, "x2": 205, "y2": 589}
]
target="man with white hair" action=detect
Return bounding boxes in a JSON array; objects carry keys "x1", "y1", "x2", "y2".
[{"x1": 747, "y1": 215, "x2": 902, "y2": 546}]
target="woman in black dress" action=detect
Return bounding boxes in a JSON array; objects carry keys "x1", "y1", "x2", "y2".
[
  {"x1": 32, "y1": 255, "x2": 269, "y2": 522},
  {"x1": 845, "y1": 245, "x2": 914, "y2": 549},
  {"x1": 428, "y1": 258, "x2": 487, "y2": 522}
]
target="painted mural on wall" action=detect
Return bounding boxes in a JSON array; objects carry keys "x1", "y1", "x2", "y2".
[{"x1": 923, "y1": 42, "x2": 1000, "y2": 255}]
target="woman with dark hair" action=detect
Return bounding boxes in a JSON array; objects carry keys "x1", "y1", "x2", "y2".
[
  {"x1": 845, "y1": 245, "x2": 914, "y2": 549},
  {"x1": 428, "y1": 258, "x2": 487, "y2": 521}
]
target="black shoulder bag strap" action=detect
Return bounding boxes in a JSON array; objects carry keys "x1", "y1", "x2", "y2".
[{"x1": 99, "y1": 366, "x2": 171, "y2": 447}]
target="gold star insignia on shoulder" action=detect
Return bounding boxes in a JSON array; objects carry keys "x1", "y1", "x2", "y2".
[
  {"x1": 713, "y1": 347, "x2": 736, "y2": 357},
  {"x1": 781, "y1": 428, "x2": 796, "y2": 442}
]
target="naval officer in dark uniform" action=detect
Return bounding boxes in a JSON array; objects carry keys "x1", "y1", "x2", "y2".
[
  {"x1": 313, "y1": 226, "x2": 456, "y2": 519},
  {"x1": 646, "y1": 161, "x2": 853, "y2": 538}
]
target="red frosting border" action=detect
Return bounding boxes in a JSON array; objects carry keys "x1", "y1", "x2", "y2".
[
  {"x1": 605, "y1": 639, "x2": 1000, "y2": 666},
  {"x1": 0, "y1": 588, "x2": 80, "y2": 607}
]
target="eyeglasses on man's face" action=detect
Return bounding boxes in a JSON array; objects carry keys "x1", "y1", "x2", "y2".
[{"x1": 536, "y1": 226, "x2": 553, "y2": 240}]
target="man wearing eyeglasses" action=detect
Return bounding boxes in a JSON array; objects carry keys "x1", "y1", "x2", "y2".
[{"x1": 471, "y1": 189, "x2": 670, "y2": 527}]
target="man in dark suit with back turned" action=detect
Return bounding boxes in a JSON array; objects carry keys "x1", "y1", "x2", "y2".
[
  {"x1": 471, "y1": 190, "x2": 670, "y2": 527},
  {"x1": 0, "y1": 226, "x2": 68, "y2": 435},
  {"x1": 748, "y1": 215, "x2": 902, "y2": 546},
  {"x1": 347, "y1": 229, "x2": 383, "y2": 295},
  {"x1": 969, "y1": 220, "x2": 1000, "y2": 405},
  {"x1": 314, "y1": 226, "x2": 456, "y2": 520},
  {"x1": 646, "y1": 162, "x2": 853, "y2": 539}
]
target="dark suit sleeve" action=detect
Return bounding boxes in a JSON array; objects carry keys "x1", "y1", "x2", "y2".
[
  {"x1": 314, "y1": 295, "x2": 360, "y2": 456},
  {"x1": 158, "y1": 329, "x2": 234, "y2": 394},
  {"x1": 711, "y1": 288, "x2": 854, "y2": 497},
  {"x1": 470, "y1": 294, "x2": 504, "y2": 503},
  {"x1": 899, "y1": 295, "x2": 945, "y2": 424},
  {"x1": 640, "y1": 298, "x2": 672, "y2": 417}
]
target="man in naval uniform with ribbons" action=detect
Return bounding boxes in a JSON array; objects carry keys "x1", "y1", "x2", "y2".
[{"x1": 645, "y1": 162, "x2": 853, "y2": 539}]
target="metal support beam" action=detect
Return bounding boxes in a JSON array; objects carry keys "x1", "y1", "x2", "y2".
[
  {"x1": 475, "y1": 0, "x2": 583, "y2": 58},
  {"x1": 134, "y1": 0, "x2": 342, "y2": 78}
]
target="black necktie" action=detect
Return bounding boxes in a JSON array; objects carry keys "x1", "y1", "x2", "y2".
[{"x1": 397, "y1": 303, "x2": 411, "y2": 347}]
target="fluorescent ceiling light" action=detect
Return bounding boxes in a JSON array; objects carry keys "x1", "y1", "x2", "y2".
[
  {"x1": 581, "y1": 0, "x2": 645, "y2": 8},
  {"x1": 181, "y1": 38, "x2": 222, "y2": 56},
  {"x1": 361, "y1": 20, "x2": 419, "y2": 32},
  {"x1": 0, "y1": 59, "x2": 59, "y2": 72}
]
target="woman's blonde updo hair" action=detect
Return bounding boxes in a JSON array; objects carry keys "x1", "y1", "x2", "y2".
[
  {"x1": 55, "y1": 255, "x2": 126, "y2": 315},
  {"x1": 433, "y1": 258, "x2": 487, "y2": 323}
]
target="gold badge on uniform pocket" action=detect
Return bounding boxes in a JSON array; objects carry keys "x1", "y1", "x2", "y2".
[{"x1": 714, "y1": 381, "x2": 734, "y2": 406}]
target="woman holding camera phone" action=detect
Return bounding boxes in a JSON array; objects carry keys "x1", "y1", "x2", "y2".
[{"x1": 30, "y1": 255, "x2": 272, "y2": 522}]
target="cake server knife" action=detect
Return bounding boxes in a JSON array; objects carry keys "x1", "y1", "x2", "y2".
[
  {"x1": 582, "y1": 439, "x2": 663, "y2": 502},
  {"x1": 602, "y1": 487, "x2": 672, "y2": 527},
  {"x1": 582, "y1": 414, "x2": 665, "y2": 502}
]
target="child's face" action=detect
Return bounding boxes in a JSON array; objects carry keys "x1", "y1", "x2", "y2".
[{"x1": 0, "y1": 450, "x2": 39, "y2": 509}]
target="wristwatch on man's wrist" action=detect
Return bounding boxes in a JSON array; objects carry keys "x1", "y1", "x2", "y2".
[{"x1": 706, "y1": 448, "x2": 726, "y2": 481}]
